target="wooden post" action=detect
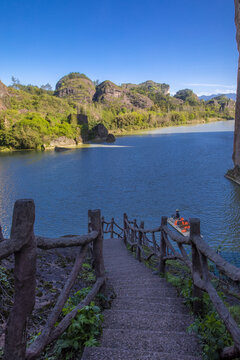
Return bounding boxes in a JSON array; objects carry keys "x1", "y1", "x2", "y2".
[
  {"x1": 159, "y1": 216, "x2": 167, "y2": 274},
  {"x1": 101, "y1": 216, "x2": 105, "y2": 235},
  {"x1": 190, "y1": 218, "x2": 203, "y2": 315},
  {"x1": 123, "y1": 213, "x2": 127, "y2": 245},
  {"x1": 136, "y1": 221, "x2": 143, "y2": 262},
  {"x1": 111, "y1": 218, "x2": 114, "y2": 238},
  {"x1": 88, "y1": 210, "x2": 105, "y2": 279},
  {"x1": 152, "y1": 232, "x2": 157, "y2": 253},
  {"x1": 4, "y1": 199, "x2": 36, "y2": 360},
  {"x1": 133, "y1": 218, "x2": 137, "y2": 246},
  {"x1": 139, "y1": 221, "x2": 144, "y2": 246},
  {"x1": 0, "y1": 224, "x2": 3, "y2": 241}
]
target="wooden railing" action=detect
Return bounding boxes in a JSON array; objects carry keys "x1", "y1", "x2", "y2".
[
  {"x1": 102, "y1": 216, "x2": 124, "y2": 239},
  {"x1": 0, "y1": 199, "x2": 105, "y2": 360},
  {"x1": 103, "y1": 213, "x2": 240, "y2": 360}
]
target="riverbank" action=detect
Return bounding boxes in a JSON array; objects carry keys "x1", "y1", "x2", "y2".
[
  {"x1": 109, "y1": 117, "x2": 231, "y2": 137},
  {"x1": 0, "y1": 118, "x2": 233, "y2": 153}
]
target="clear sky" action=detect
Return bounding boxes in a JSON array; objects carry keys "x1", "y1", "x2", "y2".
[{"x1": 0, "y1": 0, "x2": 237, "y2": 95}]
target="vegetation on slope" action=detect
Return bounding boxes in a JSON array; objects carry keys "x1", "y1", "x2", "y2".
[{"x1": 0, "y1": 72, "x2": 235, "y2": 150}]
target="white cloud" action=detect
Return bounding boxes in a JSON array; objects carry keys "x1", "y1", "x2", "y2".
[
  {"x1": 185, "y1": 83, "x2": 236, "y2": 88},
  {"x1": 197, "y1": 89, "x2": 236, "y2": 96}
]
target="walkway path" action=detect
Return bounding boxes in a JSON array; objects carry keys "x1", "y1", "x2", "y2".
[{"x1": 82, "y1": 238, "x2": 202, "y2": 359}]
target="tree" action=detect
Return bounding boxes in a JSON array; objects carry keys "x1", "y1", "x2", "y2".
[
  {"x1": 93, "y1": 79, "x2": 100, "y2": 86},
  {"x1": 11, "y1": 76, "x2": 20, "y2": 89},
  {"x1": 40, "y1": 83, "x2": 52, "y2": 91},
  {"x1": 174, "y1": 89, "x2": 199, "y2": 106}
]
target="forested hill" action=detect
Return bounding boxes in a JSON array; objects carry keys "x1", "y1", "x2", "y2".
[{"x1": 0, "y1": 72, "x2": 235, "y2": 150}]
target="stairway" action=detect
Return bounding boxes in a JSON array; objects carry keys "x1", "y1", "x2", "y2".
[{"x1": 82, "y1": 238, "x2": 202, "y2": 359}]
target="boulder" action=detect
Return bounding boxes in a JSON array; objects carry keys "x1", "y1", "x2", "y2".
[
  {"x1": 49, "y1": 137, "x2": 76, "y2": 147},
  {"x1": 106, "y1": 133, "x2": 116, "y2": 143},
  {"x1": 91, "y1": 123, "x2": 109, "y2": 139}
]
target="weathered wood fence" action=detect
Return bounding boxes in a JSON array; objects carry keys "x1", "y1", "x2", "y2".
[
  {"x1": 102, "y1": 214, "x2": 240, "y2": 360},
  {"x1": 0, "y1": 199, "x2": 105, "y2": 360}
]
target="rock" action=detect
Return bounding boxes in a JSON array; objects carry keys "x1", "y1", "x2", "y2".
[
  {"x1": 125, "y1": 91, "x2": 153, "y2": 109},
  {"x1": 93, "y1": 81, "x2": 122, "y2": 103},
  {"x1": 122, "y1": 80, "x2": 170, "y2": 96},
  {"x1": 225, "y1": 165, "x2": 240, "y2": 181},
  {"x1": 207, "y1": 99, "x2": 219, "y2": 106},
  {"x1": 220, "y1": 99, "x2": 235, "y2": 112},
  {"x1": 91, "y1": 123, "x2": 109, "y2": 139},
  {"x1": 106, "y1": 133, "x2": 116, "y2": 143},
  {"x1": 49, "y1": 137, "x2": 76, "y2": 147},
  {"x1": 54, "y1": 147, "x2": 72, "y2": 152},
  {"x1": 0, "y1": 81, "x2": 8, "y2": 98},
  {"x1": 93, "y1": 80, "x2": 154, "y2": 109},
  {"x1": 54, "y1": 73, "x2": 95, "y2": 104},
  {"x1": 0, "y1": 81, "x2": 9, "y2": 111}
]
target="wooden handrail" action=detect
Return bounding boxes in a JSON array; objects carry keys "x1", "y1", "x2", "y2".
[
  {"x1": 103, "y1": 213, "x2": 240, "y2": 359},
  {"x1": 1, "y1": 200, "x2": 105, "y2": 360},
  {"x1": 36, "y1": 231, "x2": 99, "y2": 249}
]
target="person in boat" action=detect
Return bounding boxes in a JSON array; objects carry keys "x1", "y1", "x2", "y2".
[{"x1": 175, "y1": 209, "x2": 180, "y2": 219}]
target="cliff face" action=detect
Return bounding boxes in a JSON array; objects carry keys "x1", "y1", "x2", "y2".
[
  {"x1": 93, "y1": 81, "x2": 122, "y2": 102},
  {"x1": 233, "y1": 0, "x2": 240, "y2": 166},
  {"x1": 122, "y1": 80, "x2": 170, "y2": 96},
  {"x1": 0, "y1": 81, "x2": 9, "y2": 111},
  {"x1": 55, "y1": 73, "x2": 96, "y2": 104},
  {"x1": 54, "y1": 75, "x2": 169, "y2": 110},
  {"x1": 93, "y1": 80, "x2": 153, "y2": 109}
]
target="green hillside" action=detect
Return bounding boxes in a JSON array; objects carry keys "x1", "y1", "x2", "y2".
[{"x1": 0, "y1": 73, "x2": 235, "y2": 150}]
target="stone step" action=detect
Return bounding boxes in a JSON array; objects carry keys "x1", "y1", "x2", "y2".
[
  {"x1": 99, "y1": 329, "x2": 200, "y2": 355},
  {"x1": 110, "y1": 298, "x2": 188, "y2": 314},
  {"x1": 82, "y1": 347, "x2": 202, "y2": 360},
  {"x1": 102, "y1": 310, "x2": 193, "y2": 332},
  {"x1": 111, "y1": 287, "x2": 178, "y2": 297},
  {"x1": 108, "y1": 279, "x2": 175, "y2": 289},
  {"x1": 106, "y1": 273, "x2": 163, "y2": 280},
  {"x1": 114, "y1": 295, "x2": 186, "y2": 305},
  {"x1": 106, "y1": 278, "x2": 164, "y2": 285}
]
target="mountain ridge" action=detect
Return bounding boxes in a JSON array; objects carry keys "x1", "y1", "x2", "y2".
[{"x1": 199, "y1": 93, "x2": 236, "y2": 101}]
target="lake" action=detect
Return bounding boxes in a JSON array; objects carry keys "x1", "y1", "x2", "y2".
[{"x1": 0, "y1": 120, "x2": 239, "y2": 264}]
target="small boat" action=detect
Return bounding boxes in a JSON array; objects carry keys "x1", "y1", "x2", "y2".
[{"x1": 167, "y1": 216, "x2": 190, "y2": 237}]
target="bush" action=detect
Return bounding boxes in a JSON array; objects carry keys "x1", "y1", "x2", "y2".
[{"x1": 54, "y1": 288, "x2": 103, "y2": 359}]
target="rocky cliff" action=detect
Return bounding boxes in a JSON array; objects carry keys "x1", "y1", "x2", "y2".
[
  {"x1": 55, "y1": 73, "x2": 96, "y2": 104},
  {"x1": 0, "y1": 81, "x2": 9, "y2": 111},
  {"x1": 54, "y1": 74, "x2": 169, "y2": 110},
  {"x1": 93, "y1": 80, "x2": 153, "y2": 109},
  {"x1": 122, "y1": 80, "x2": 170, "y2": 96}
]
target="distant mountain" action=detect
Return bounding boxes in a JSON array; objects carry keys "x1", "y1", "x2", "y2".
[{"x1": 199, "y1": 93, "x2": 236, "y2": 101}]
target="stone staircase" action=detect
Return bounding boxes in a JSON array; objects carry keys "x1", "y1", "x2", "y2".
[{"x1": 82, "y1": 238, "x2": 202, "y2": 359}]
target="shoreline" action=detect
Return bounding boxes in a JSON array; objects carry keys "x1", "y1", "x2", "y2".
[
  {"x1": 111, "y1": 117, "x2": 231, "y2": 137},
  {"x1": 0, "y1": 118, "x2": 233, "y2": 153}
]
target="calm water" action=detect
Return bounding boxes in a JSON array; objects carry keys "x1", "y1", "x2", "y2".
[{"x1": 0, "y1": 120, "x2": 240, "y2": 264}]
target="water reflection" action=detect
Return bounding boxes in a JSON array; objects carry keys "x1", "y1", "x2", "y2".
[{"x1": 147, "y1": 120, "x2": 234, "y2": 135}]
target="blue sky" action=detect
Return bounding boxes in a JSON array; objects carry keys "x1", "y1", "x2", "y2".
[{"x1": 0, "y1": 0, "x2": 237, "y2": 95}]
